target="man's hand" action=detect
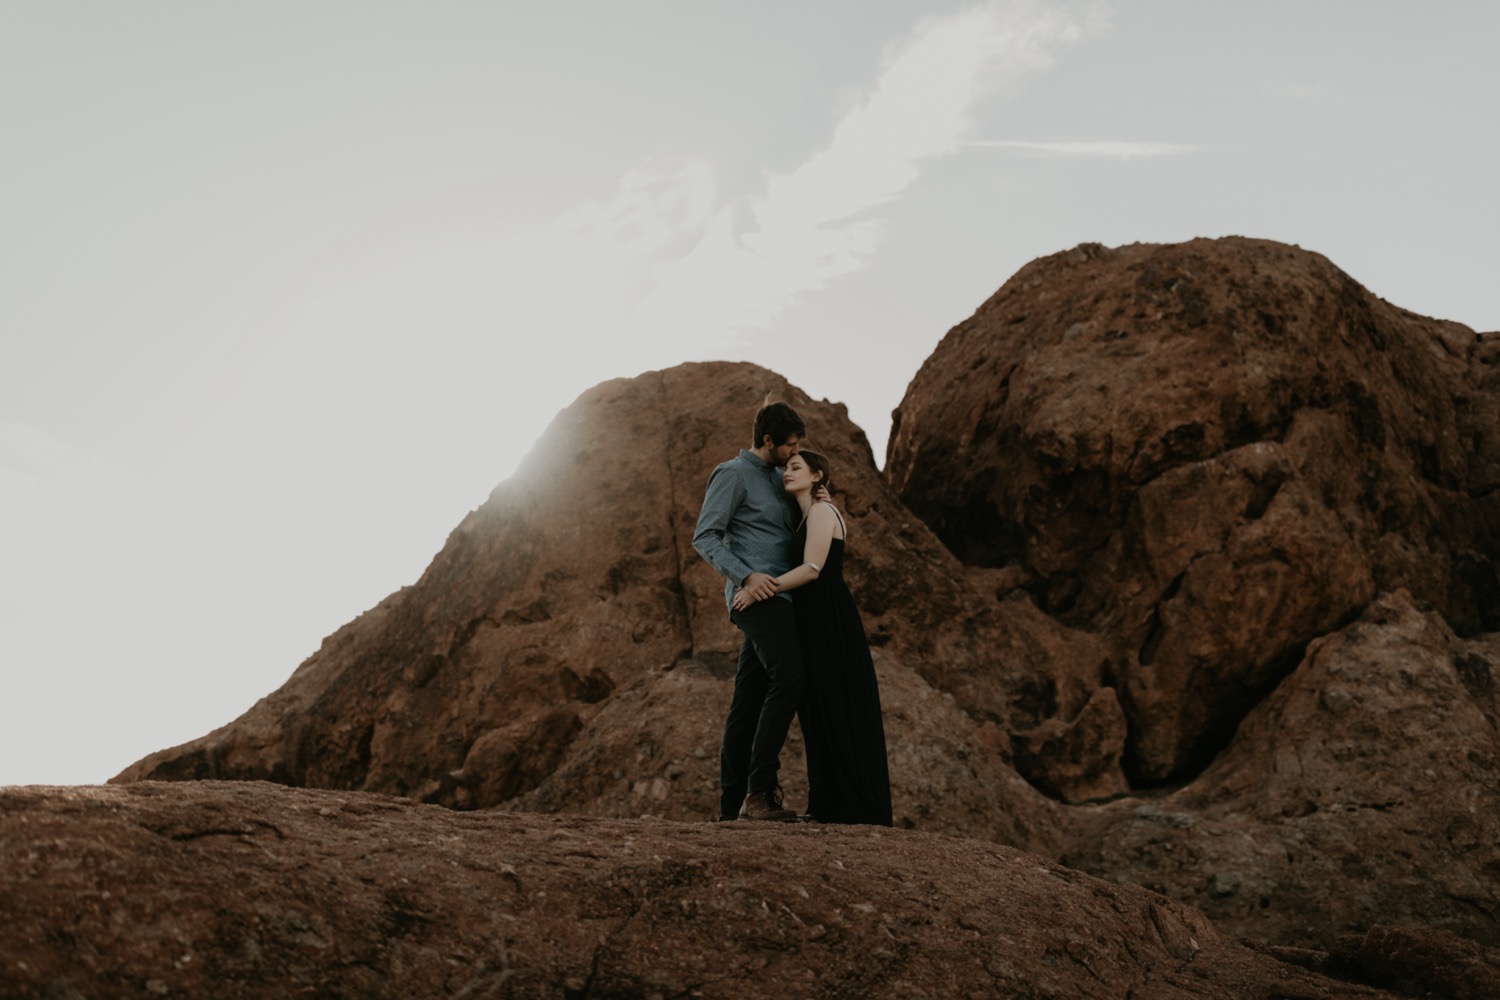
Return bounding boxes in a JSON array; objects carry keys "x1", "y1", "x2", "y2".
[
  {"x1": 740, "y1": 572, "x2": 777, "y2": 605},
  {"x1": 812, "y1": 484, "x2": 832, "y2": 503}
]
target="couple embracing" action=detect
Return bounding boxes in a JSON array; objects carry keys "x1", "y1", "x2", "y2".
[{"x1": 692, "y1": 398, "x2": 892, "y2": 825}]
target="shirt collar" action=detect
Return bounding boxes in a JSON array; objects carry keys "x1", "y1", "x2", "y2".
[{"x1": 739, "y1": 448, "x2": 773, "y2": 470}]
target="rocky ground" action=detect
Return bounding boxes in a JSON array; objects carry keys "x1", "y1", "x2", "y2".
[{"x1": 1, "y1": 780, "x2": 1455, "y2": 999}]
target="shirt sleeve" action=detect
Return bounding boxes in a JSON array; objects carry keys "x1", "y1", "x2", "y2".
[{"x1": 693, "y1": 464, "x2": 755, "y2": 586}]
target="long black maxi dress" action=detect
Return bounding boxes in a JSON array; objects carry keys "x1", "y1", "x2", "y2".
[{"x1": 792, "y1": 505, "x2": 893, "y2": 826}]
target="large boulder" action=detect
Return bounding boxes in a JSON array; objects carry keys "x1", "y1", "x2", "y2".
[
  {"x1": 115, "y1": 363, "x2": 1108, "y2": 828},
  {"x1": 1059, "y1": 591, "x2": 1500, "y2": 950},
  {"x1": 102, "y1": 240, "x2": 1500, "y2": 971},
  {"x1": 0, "y1": 781, "x2": 1401, "y2": 999},
  {"x1": 886, "y1": 237, "x2": 1500, "y2": 783}
]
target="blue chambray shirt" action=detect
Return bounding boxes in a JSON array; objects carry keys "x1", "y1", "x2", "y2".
[{"x1": 693, "y1": 449, "x2": 796, "y2": 611}]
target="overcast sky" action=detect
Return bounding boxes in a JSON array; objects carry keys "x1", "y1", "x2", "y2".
[{"x1": 4, "y1": 0, "x2": 1497, "y2": 787}]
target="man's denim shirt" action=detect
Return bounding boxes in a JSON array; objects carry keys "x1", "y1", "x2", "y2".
[{"x1": 693, "y1": 449, "x2": 796, "y2": 611}]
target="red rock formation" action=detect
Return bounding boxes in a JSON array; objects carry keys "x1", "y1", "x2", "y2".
[
  {"x1": 887, "y1": 237, "x2": 1500, "y2": 784},
  {"x1": 0, "y1": 781, "x2": 1399, "y2": 999},
  {"x1": 1326, "y1": 925, "x2": 1500, "y2": 1000},
  {"x1": 1059, "y1": 591, "x2": 1500, "y2": 949},
  {"x1": 105, "y1": 239, "x2": 1500, "y2": 979},
  {"x1": 115, "y1": 363, "x2": 1110, "y2": 832}
]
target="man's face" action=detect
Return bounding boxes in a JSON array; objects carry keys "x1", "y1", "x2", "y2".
[{"x1": 769, "y1": 434, "x2": 801, "y2": 469}]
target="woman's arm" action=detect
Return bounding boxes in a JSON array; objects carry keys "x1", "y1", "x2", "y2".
[
  {"x1": 731, "y1": 503, "x2": 842, "y2": 610},
  {"x1": 772, "y1": 503, "x2": 839, "y2": 593}
]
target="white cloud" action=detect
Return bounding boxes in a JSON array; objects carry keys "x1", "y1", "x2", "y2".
[
  {"x1": 364, "y1": 0, "x2": 1109, "y2": 476},
  {"x1": 759, "y1": 2, "x2": 1082, "y2": 231},
  {"x1": 968, "y1": 139, "x2": 1197, "y2": 157},
  {"x1": 621, "y1": 0, "x2": 1102, "y2": 344},
  {"x1": 492, "y1": 156, "x2": 725, "y2": 382},
  {"x1": 550, "y1": 157, "x2": 718, "y2": 278}
]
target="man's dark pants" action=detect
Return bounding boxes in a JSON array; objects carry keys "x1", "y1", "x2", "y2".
[{"x1": 720, "y1": 597, "x2": 805, "y2": 816}]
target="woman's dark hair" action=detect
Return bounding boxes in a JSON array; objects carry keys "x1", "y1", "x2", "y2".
[
  {"x1": 752, "y1": 400, "x2": 806, "y2": 448},
  {"x1": 797, "y1": 449, "x2": 833, "y2": 494}
]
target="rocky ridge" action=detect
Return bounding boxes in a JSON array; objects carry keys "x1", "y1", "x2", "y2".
[
  {"x1": 888, "y1": 237, "x2": 1500, "y2": 783},
  {"x1": 1, "y1": 781, "x2": 1412, "y2": 999},
  {"x1": 114, "y1": 362, "x2": 1096, "y2": 850},
  {"x1": 10, "y1": 236, "x2": 1495, "y2": 996},
  {"x1": 884, "y1": 237, "x2": 1500, "y2": 950}
]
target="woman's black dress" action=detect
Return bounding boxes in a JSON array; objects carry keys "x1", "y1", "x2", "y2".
[{"x1": 792, "y1": 509, "x2": 893, "y2": 826}]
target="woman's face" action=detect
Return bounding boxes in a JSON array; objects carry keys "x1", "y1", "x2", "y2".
[{"x1": 782, "y1": 454, "x2": 819, "y2": 495}]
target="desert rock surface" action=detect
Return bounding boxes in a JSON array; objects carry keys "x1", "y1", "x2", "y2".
[
  {"x1": 881, "y1": 237, "x2": 1500, "y2": 952},
  {"x1": 1, "y1": 781, "x2": 1400, "y2": 1000},
  {"x1": 84, "y1": 237, "x2": 1500, "y2": 992},
  {"x1": 115, "y1": 361, "x2": 1100, "y2": 846},
  {"x1": 888, "y1": 236, "x2": 1500, "y2": 783}
]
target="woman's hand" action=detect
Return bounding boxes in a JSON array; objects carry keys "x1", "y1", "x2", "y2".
[{"x1": 733, "y1": 575, "x2": 780, "y2": 611}]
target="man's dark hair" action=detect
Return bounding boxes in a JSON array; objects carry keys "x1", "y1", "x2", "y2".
[{"x1": 752, "y1": 401, "x2": 806, "y2": 448}]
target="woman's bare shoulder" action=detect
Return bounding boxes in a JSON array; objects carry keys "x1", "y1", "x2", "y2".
[{"x1": 811, "y1": 501, "x2": 846, "y2": 536}]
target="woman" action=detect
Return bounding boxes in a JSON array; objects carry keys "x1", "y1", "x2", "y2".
[{"x1": 733, "y1": 451, "x2": 893, "y2": 826}]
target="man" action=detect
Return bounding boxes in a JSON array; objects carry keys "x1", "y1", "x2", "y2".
[{"x1": 693, "y1": 400, "x2": 808, "y2": 821}]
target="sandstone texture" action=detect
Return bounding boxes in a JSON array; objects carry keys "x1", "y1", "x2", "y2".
[
  {"x1": 1, "y1": 781, "x2": 1398, "y2": 1000},
  {"x1": 99, "y1": 238, "x2": 1500, "y2": 988},
  {"x1": 879, "y1": 236, "x2": 1500, "y2": 958},
  {"x1": 1059, "y1": 591, "x2": 1500, "y2": 950},
  {"x1": 887, "y1": 236, "x2": 1500, "y2": 783},
  {"x1": 116, "y1": 363, "x2": 1101, "y2": 839}
]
